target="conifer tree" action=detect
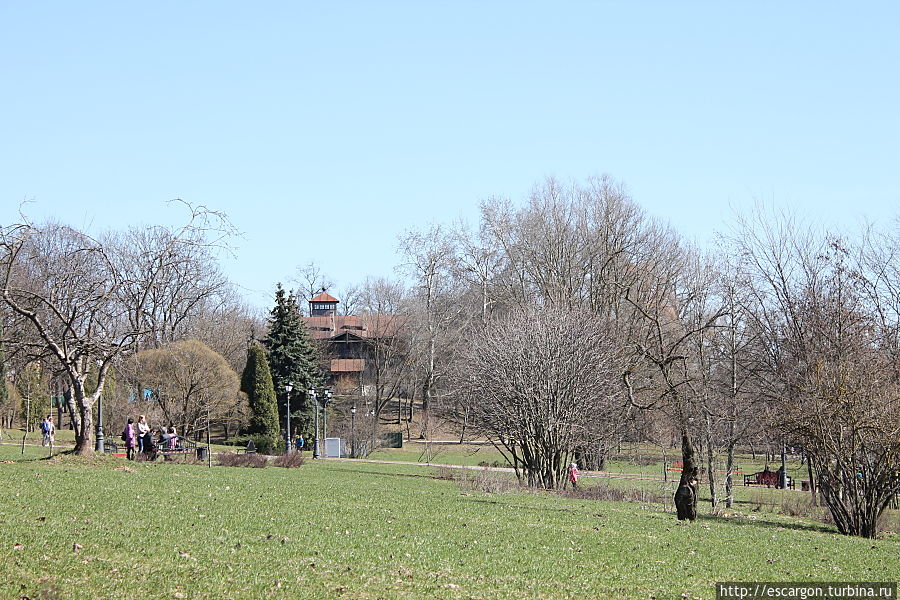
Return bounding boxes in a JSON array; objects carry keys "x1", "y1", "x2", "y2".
[
  {"x1": 264, "y1": 284, "x2": 322, "y2": 438},
  {"x1": 240, "y1": 341, "x2": 280, "y2": 452}
]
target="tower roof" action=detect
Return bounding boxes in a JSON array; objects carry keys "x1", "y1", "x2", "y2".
[{"x1": 309, "y1": 292, "x2": 339, "y2": 303}]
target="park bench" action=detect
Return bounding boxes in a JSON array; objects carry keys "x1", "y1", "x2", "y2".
[
  {"x1": 101, "y1": 436, "x2": 207, "y2": 460},
  {"x1": 102, "y1": 441, "x2": 127, "y2": 458},
  {"x1": 158, "y1": 435, "x2": 200, "y2": 458},
  {"x1": 743, "y1": 468, "x2": 794, "y2": 489}
]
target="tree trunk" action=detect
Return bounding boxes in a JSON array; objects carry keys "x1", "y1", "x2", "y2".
[
  {"x1": 705, "y1": 413, "x2": 717, "y2": 509},
  {"x1": 674, "y1": 431, "x2": 699, "y2": 521},
  {"x1": 66, "y1": 387, "x2": 81, "y2": 435},
  {"x1": 74, "y1": 401, "x2": 94, "y2": 454},
  {"x1": 71, "y1": 381, "x2": 96, "y2": 455},
  {"x1": 806, "y1": 452, "x2": 817, "y2": 506},
  {"x1": 725, "y1": 441, "x2": 736, "y2": 509}
]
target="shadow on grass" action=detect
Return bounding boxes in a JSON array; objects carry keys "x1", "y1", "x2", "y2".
[
  {"x1": 323, "y1": 466, "x2": 434, "y2": 480},
  {"x1": 697, "y1": 512, "x2": 835, "y2": 535}
]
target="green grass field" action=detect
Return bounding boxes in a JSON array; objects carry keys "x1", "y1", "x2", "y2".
[{"x1": 1, "y1": 444, "x2": 897, "y2": 600}]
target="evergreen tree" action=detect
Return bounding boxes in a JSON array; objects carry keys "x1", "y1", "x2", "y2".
[
  {"x1": 264, "y1": 284, "x2": 322, "y2": 438},
  {"x1": 240, "y1": 341, "x2": 280, "y2": 452}
]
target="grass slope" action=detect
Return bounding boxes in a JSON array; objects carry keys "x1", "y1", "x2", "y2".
[{"x1": 0, "y1": 446, "x2": 896, "y2": 600}]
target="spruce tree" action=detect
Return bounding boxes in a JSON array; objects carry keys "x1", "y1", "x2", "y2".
[
  {"x1": 264, "y1": 284, "x2": 322, "y2": 438},
  {"x1": 240, "y1": 341, "x2": 280, "y2": 453}
]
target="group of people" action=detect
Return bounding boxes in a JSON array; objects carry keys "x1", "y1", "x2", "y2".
[
  {"x1": 40, "y1": 415, "x2": 55, "y2": 447},
  {"x1": 121, "y1": 415, "x2": 179, "y2": 460}
]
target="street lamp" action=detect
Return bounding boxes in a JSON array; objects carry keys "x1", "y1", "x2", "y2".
[
  {"x1": 350, "y1": 405, "x2": 357, "y2": 458},
  {"x1": 95, "y1": 390, "x2": 105, "y2": 453},
  {"x1": 284, "y1": 383, "x2": 293, "y2": 454},
  {"x1": 322, "y1": 389, "x2": 333, "y2": 455},
  {"x1": 95, "y1": 359, "x2": 105, "y2": 453},
  {"x1": 309, "y1": 388, "x2": 320, "y2": 459}
]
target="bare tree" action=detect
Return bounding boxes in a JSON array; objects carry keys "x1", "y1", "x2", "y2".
[
  {"x1": 0, "y1": 203, "x2": 236, "y2": 453},
  {"x1": 335, "y1": 284, "x2": 361, "y2": 317},
  {"x1": 621, "y1": 243, "x2": 728, "y2": 521},
  {"x1": 295, "y1": 262, "x2": 334, "y2": 315},
  {"x1": 731, "y1": 208, "x2": 900, "y2": 537},
  {"x1": 708, "y1": 275, "x2": 771, "y2": 508},
  {"x1": 398, "y1": 224, "x2": 458, "y2": 439},
  {"x1": 186, "y1": 294, "x2": 263, "y2": 376},
  {"x1": 356, "y1": 278, "x2": 412, "y2": 447},
  {"x1": 454, "y1": 305, "x2": 622, "y2": 488},
  {"x1": 452, "y1": 219, "x2": 504, "y2": 322}
]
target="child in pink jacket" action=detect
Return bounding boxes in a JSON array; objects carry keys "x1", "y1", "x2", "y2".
[{"x1": 568, "y1": 462, "x2": 579, "y2": 489}]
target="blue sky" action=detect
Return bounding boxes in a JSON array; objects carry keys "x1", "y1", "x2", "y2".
[{"x1": 2, "y1": 2, "x2": 898, "y2": 310}]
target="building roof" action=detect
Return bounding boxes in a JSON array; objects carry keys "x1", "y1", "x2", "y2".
[
  {"x1": 310, "y1": 292, "x2": 339, "y2": 303},
  {"x1": 302, "y1": 313, "x2": 405, "y2": 340}
]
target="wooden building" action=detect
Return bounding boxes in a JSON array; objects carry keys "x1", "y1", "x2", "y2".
[{"x1": 302, "y1": 292, "x2": 402, "y2": 395}]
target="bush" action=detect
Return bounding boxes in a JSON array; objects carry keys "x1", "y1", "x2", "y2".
[
  {"x1": 273, "y1": 452, "x2": 305, "y2": 468},
  {"x1": 559, "y1": 482, "x2": 665, "y2": 504},
  {"x1": 437, "y1": 466, "x2": 520, "y2": 494},
  {"x1": 217, "y1": 452, "x2": 268, "y2": 468}
]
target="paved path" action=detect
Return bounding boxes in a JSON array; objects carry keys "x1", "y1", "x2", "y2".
[{"x1": 322, "y1": 456, "x2": 670, "y2": 482}]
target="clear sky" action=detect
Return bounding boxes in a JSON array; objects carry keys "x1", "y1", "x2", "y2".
[{"x1": 2, "y1": 2, "x2": 898, "y2": 310}]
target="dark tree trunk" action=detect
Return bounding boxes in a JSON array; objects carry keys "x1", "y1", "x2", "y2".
[
  {"x1": 705, "y1": 413, "x2": 717, "y2": 509},
  {"x1": 674, "y1": 431, "x2": 699, "y2": 521},
  {"x1": 66, "y1": 387, "x2": 81, "y2": 435},
  {"x1": 74, "y1": 401, "x2": 94, "y2": 454},
  {"x1": 725, "y1": 441, "x2": 736, "y2": 509},
  {"x1": 806, "y1": 452, "x2": 817, "y2": 506}
]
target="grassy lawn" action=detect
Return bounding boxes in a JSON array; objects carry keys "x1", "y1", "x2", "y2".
[{"x1": 1, "y1": 445, "x2": 897, "y2": 600}]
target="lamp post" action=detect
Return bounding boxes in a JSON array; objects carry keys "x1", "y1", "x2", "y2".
[
  {"x1": 322, "y1": 389, "x2": 333, "y2": 455},
  {"x1": 309, "y1": 388, "x2": 320, "y2": 459},
  {"x1": 284, "y1": 383, "x2": 293, "y2": 454},
  {"x1": 95, "y1": 359, "x2": 105, "y2": 453},
  {"x1": 350, "y1": 405, "x2": 357, "y2": 458},
  {"x1": 95, "y1": 390, "x2": 105, "y2": 453}
]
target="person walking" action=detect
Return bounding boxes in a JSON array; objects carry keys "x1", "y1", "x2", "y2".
[
  {"x1": 41, "y1": 416, "x2": 55, "y2": 447},
  {"x1": 568, "y1": 462, "x2": 580, "y2": 489},
  {"x1": 122, "y1": 418, "x2": 137, "y2": 460},
  {"x1": 136, "y1": 415, "x2": 150, "y2": 453},
  {"x1": 295, "y1": 434, "x2": 305, "y2": 453}
]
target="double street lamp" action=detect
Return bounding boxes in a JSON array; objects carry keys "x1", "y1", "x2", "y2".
[
  {"x1": 308, "y1": 388, "x2": 319, "y2": 459},
  {"x1": 350, "y1": 405, "x2": 357, "y2": 458},
  {"x1": 308, "y1": 387, "x2": 333, "y2": 459},
  {"x1": 284, "y1": 383, "x2": 293, "y2": 454}
]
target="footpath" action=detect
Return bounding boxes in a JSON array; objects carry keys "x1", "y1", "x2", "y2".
[{"x1": 322, "y1": 456, "x2": 668, "y2": 483}]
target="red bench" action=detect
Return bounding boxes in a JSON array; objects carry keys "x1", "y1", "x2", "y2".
[{"x1": 744, "y1": 469, "x2": 794, "y2": 489}]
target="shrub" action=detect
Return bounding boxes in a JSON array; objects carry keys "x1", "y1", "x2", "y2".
[
  {"x1": 217, "y1": 452, "x2": 268, "y2": 468},
  {"x1": 434, "y1": 466, "x2": 519, "y2": 494},
  {"x1": 560, "y1": 482, "x2": 665, "y2": 504},
  {"x1": 273, "y1": 452, "x2": 305, "y2": 468},
  {"x1": 467, "y1": 468, "x2": 518, "y2": 494}
]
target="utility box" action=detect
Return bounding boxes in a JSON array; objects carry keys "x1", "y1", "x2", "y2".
[
  {"x1": 382, "y1": 432, "x2": 403, "y2": 448},
  {"x1": 325, "y1": 437, "x2": 345, "y2": 458}
]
